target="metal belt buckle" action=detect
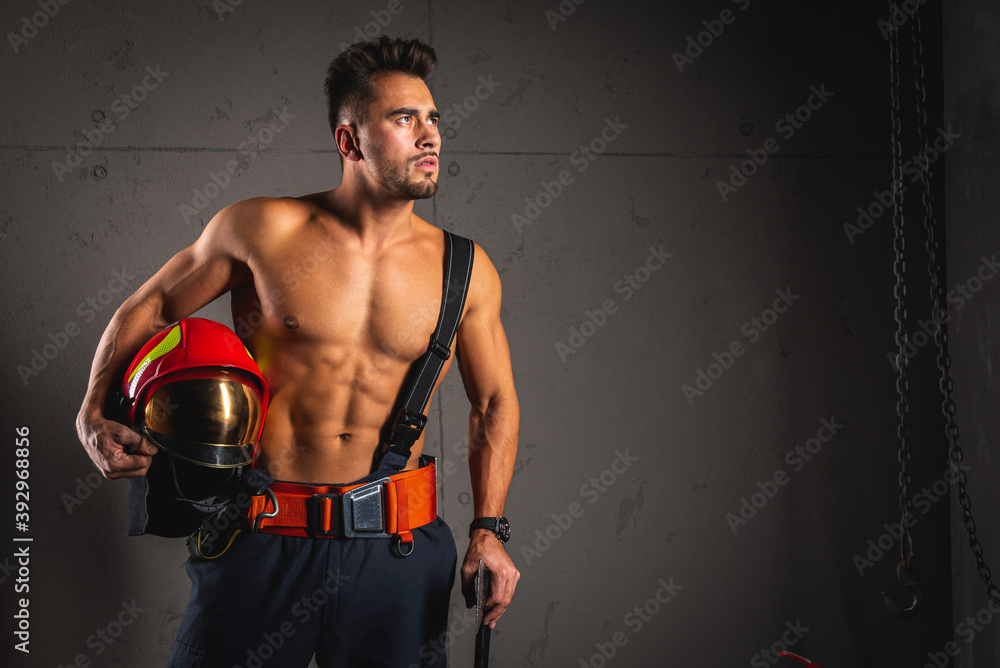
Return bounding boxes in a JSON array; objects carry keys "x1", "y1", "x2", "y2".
[{"x1": 341, "y1": 477, "x2": 392, "y2": 538}]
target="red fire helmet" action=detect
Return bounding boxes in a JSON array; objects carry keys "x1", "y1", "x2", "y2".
[{"x1": 122, "y1": 317, "x2": 269, "y2": 468}]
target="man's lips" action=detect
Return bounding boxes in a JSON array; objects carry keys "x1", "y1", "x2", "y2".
[{"x1": 415, "y1": 157, "x2": 437, "y2": 171}]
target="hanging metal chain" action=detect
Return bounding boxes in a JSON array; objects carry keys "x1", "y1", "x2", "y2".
[
  {"x1": 910, "y1": 11, "x2": 1000, "y2": 604},
  {"x1": 882, "y1": 0, "x2": 919, "y2": 618}
]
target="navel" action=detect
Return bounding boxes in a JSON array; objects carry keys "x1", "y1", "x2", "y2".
[{"x1": 283, "y1": 315, "x2": 299, "y2": 330}]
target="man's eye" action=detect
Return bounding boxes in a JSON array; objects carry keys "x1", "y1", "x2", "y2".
[{"x1": 398, "y1": 116, "x2": 438, "y2": 126}]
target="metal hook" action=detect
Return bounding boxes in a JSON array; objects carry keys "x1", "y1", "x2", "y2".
[
  {"x1": 881, "y1": 559, "x2": 924, "y2": 618},
  {"x1": 251, "y1": 487, "x2": 280, "y2": 533}
]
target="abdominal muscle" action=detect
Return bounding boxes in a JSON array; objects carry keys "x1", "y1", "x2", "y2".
[
  {"x1": 226, "y1": 202, "x2": 453, "y2": 485},
  {"x1": 249, "y1": 338, "x2": 434, "y2": 485}
]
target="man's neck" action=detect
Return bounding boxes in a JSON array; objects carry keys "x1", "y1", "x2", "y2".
[{"x1": 323, "y1": 181, "x2": 418, "y2": 253}]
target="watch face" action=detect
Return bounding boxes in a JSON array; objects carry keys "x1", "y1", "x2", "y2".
[{"x1": 498, "y1": 517, "x2": 510, "y2": 542}]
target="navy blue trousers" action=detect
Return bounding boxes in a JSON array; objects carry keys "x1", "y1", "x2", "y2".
[{"x1": 166, "y1": 454, "x2": 458, "y2": 667}]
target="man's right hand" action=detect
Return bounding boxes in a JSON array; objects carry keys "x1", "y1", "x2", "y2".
[{"x1": 78, "y1": 415, "x2": 159, "y2": 479}]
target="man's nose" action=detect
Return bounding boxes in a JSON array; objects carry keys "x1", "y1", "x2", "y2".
[{"x1": 418, "y1": 123, "x2": 439, "y2": 148}]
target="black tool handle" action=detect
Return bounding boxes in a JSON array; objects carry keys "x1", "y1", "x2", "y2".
[
  {"x1": 474, "y1": 565, "x2": 492, "y2": 667},
  {"x1": 475, "y1": 623, "x2": 491, "y2": 667}
]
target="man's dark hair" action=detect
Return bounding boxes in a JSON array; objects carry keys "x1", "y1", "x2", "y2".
[{"x1": 324, "y1": 35, "x2": 437, "y2": 153}]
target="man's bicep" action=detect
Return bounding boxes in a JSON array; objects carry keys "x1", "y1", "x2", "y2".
[
  {"x1": 129, "y1": 202, "x2": 253, "y2": 326},
  {"x1": 455, "y1": 245, "x2": 517, "y2": 412},
  {"x1": 456, "y1": 312, "x2": 514, "y2": 411}
]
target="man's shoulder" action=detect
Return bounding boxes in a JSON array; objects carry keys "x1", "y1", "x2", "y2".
[
  {"x1": 468, "y1": 238, "x2": 498, "y2": 286},
  {"x1": 457, "y1": 236, "x2": 501, "y2": 319},
  {"x1": 431, "y1": 227, "x2": 494, "y2": 286},
  {"x1": 206, "y1": 196, "x2": 317, "y2": 248},
  {"x1": 221, "y1": 196, "x2": 314, "y2": 227}
]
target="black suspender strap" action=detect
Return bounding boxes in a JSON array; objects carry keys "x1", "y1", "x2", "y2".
[{"x1": 379, "y1": 230, "x2": 475, "y2": 463}]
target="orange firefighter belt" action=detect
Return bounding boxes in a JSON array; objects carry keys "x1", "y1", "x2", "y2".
[{"x1": 245, "y1": 461, "x2": 437, "y2": 554}]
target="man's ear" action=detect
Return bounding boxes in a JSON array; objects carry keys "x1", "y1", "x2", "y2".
[{"x1": 336, "y1": 125, "x2": 362, "y2": 161}]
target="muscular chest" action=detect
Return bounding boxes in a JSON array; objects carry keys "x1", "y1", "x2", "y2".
[{"x1": 233, "y1": 226, "x2": 446, "y2": 362}]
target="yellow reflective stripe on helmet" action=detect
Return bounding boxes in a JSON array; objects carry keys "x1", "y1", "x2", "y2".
[
  {"x1": 127, "y1": 324, "x2": 182, "y2": 384},
  {"x1": 243, "y1": 345, "x2": 256, "y2": 363}
]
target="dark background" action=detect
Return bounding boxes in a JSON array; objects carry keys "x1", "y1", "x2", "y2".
[{"x1": 0, "y1": 0, "x2": 997, "y2": 666}]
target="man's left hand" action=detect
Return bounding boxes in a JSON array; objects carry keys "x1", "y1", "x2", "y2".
[{"x1": 461, "y1": 529, "x2": 521, "y2": 629}]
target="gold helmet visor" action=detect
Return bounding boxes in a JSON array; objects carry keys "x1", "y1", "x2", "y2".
[{"x1": 141, "y1": 375, "x2": 264, "y2": 468}]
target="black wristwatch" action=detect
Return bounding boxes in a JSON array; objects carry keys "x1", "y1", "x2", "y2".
[{"x1": 469, "y1": 516, "x2": 510, "y2": 543}]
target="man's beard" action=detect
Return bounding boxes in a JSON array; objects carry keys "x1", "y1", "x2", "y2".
[{"x1": 366, "y1": 144, "x2": 438, "y2": 200}]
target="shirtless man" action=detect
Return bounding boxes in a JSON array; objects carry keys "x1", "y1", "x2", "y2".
[{"x1": 75, "y1": 36, "x2": 520, "y2": 667}]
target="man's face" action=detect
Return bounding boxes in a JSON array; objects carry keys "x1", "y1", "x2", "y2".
[{"x1": 356, "y1": 72, "x2": 440, "y2": 200}]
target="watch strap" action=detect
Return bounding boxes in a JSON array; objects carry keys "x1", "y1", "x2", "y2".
[{"x1": 470, "y1": 516, "x2": 509, "y2": 542}]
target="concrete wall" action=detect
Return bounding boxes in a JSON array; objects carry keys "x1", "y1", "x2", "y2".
[
  {"x1": 946, "y1": 0, "x2": 1000, "y2": 666},
  {"x1": 0, "y1": 0, "x2": 966, "y2": 665}
]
